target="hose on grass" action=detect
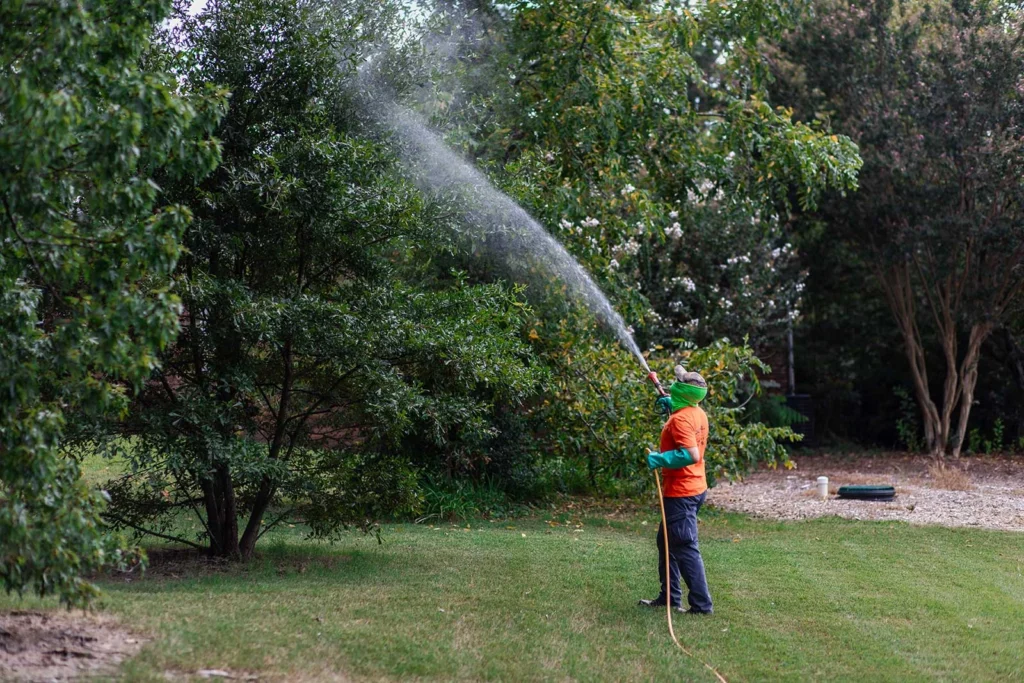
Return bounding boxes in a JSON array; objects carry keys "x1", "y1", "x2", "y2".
[{"x1": 653, "y1": 469, "x2": 728, "y2": 683}]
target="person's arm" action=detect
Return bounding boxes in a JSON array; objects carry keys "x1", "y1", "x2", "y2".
[
  {"x1": 647, "y1": 447, "x2": 698, "y2": 469},
  {"x1": 646, "y1": 415, "x2": 701, "y2": 469}
]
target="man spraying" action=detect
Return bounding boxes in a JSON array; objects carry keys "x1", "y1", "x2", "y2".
[{"x1": 639, "y1": 365, "x2": 714, "y2": 615}]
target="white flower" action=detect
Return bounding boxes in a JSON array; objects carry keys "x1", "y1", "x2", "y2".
[
  {"x1": 669, "y1": 210, "x2": 679, "y2": 219},
  {"x1": 581, "y1": 216, "x2": 601, "y2": 228},
  {"x1": 621, "y1": 184, "x2": 636, "y2": 195},
  {"x1": 614, "y1": 240, "x2": 642, "y2": 258},
  {"x1": 559, "y1": 219, "x2": 573, "y2": 231},
  {"x1": 680, "y1": 277, "x2": 696, "y2": 292},
  {"x1": 544, "y1": 151, "x2": 555, "y2": 162},
  {"x1": 687, "y1": 318, "x2": 700, "y2": 329},
  {"x1": 663, "y1": 107, "x2": 671, "y2": 115},
  {"x1": 719, "y1": 298, "x2": 734, "y2": 310},
  {"x1": 795, "y1": 282, "x2": 806, "y2": 293},
  {"x1": 635, "y1": 221, "x2": 646, "y2": 235},
  {"x1": 666, "y1": 224, "x2": 683, "y2": 240},
  {"x1": 609, "y1": 259, "x2": 620, "y2": 270},
  {"x1": 669, "y1": 300, "x2": 684, "y2": 312},
  {"x1": 789, "y1": 309, "x2": 800, "y2": 320}
]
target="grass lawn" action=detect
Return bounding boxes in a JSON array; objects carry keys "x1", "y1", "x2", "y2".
[{"x1": 6, "y1": 504, "x2": 1024, "y2": 681}]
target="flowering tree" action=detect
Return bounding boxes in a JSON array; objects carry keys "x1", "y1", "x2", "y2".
[
  {"x1": 407, "y1": 0, "x2": 861, "y2": 486},
  {"x1": 470, "y1": 0, "x2": 861, "y2": 353}
]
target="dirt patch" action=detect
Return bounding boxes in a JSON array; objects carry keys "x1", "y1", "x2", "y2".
[
  {"x1": 709, "y1": 454, "x2": 1024, "y2": 532},
  {"x1": 0, "y1": 610, "x2": 144, "y2": 682}
]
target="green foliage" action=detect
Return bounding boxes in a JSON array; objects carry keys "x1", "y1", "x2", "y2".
[
  {"x1": 894, "y1": 386, "x2": 923, "y2": 453},
  {"x1": 968, "y1": 428, "x2": 983, "y2": 456},
  {"x1": 417, "y1": 475, "x2": 517, "y2": 522},
  {"x1": 435, "y1": 0, "x2": 860, "y2": 351},
  {"x1": 967, "y1": 418, "x2": 1005, "y2": 455},
  {"x1": 744, "y1": 395, "x2": 808, "y2": 430},
  {"x1": 0, "y1": 0, "x2": 223, "y2": 605},
  {"x1": 678, "y1": 340, "x2": 799, "y2": 485},
  {"x1": 989, "y1": 419, "x2": 1005, "y2": 455},
  {"x1": 91, "y1": 0, "x2": 543, "y2": 557},
  {"x1": 532, "y1": 331, "x2": 797, "y2": 493}
]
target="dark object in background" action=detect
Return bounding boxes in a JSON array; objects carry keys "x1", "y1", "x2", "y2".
[
  {"x1": 786, "y1": 394, "x2": 816, "y2": 447},
  {"x1": 837, "y1": 485, "x2": 895, "y2": 501}
]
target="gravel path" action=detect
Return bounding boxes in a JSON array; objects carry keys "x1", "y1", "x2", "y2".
[{"x1": 708, "y1": 454, "x2": 1024, "y2": 532}]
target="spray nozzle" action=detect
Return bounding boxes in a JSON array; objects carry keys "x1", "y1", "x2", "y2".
[{"x1": 648, "y1": 371, "x2": 668, "y2": 397}]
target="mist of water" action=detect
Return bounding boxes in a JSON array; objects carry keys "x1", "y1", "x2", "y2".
[{"x1": 379, "y1": 104, "x2": 649, "y2": 373}]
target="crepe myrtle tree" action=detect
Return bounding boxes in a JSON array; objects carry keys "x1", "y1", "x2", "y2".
[
  {"x1": 383, "y1": 0, "x2": 859, "y2": 487},
  {"x1": 772, "y1": 0, "x2": 1024, "y2": 456},
  {"x1": 87, "y1": 0, "x2": 542, "y2": 558},
  {"x1": 417, "y1": 0, "x2": 858, "y2": 361},
  {"x1": 0, "y1": 0, "x2": 223, "y2": 604}
]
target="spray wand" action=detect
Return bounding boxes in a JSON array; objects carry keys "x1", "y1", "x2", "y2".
[{"x1": 646, "y1": 370, "x2": 668, "y2": 398}]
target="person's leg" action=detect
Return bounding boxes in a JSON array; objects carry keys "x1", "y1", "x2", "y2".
[
  {"x1": 654, "y1": 514, "x2": 684, "y2": 608},
  {"x1": 673, "y1": 491, "x2": 713, "y2": 613}
]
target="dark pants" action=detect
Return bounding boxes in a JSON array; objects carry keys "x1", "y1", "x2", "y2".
[{"x1": 656, "y1": 491, "x2": 713, "y2": 612}]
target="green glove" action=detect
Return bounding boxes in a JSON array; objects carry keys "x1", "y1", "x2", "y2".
[
  {"x1": 647, "y1": 448, "x2": 697, "y2": 470},
  {"x1": 655, "y1": 396, "x2": 672, "y2": 416}
]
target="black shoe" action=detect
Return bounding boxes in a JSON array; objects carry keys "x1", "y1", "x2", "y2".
[{"x1": 638, "y1": 598, "x2": 685, "y2": 612}]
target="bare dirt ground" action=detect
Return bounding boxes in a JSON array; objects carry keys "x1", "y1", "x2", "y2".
[
  {"x1": 708, "y1": 453, "x2": 1024, "y2": 532},
  {"x1": 0, "y1": 610, "x2": 144, "y2": 682}
]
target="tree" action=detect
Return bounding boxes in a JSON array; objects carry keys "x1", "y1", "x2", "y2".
[
  {"x1": 0, "y1": 0, "x2": 223, "y2": 604},
  {"x1": 423, "y1": 1, "x2": 858, "y2": 345},
  {"x1": 400, "y1": 1, "x2": 860, "y2": 486},
  {"x1": 93, "y1": 0, "x2": 542, "y2": 558},
  {"x1": 772, "y1": 0, "x2": 1024, "y2": 456}
]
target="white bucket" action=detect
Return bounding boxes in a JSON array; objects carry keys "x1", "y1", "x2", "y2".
[{"x1": 816, "y1": 476, "x2": 829, "y2": 499}]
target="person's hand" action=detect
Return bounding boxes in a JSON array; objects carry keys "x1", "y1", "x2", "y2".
[
  {"x1": 655, "y1": 395, "x2": 672, "y2": 416},
  {"x1": 646, "y1": 449, "x2": 661, "y2": 470}
]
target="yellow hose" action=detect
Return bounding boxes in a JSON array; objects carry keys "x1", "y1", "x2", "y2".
[{"x1": 653, "y1": 469, "x2": 728, "y2": 683}]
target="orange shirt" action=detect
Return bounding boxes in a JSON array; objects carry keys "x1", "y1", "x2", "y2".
[{"x1": 659, "y1": 405, "x2": 709, "y2": 498}]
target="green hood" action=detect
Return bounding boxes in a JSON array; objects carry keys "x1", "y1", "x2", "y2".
[{"x1": 670, "y1": 381, "x2": 707, "y2": 412}]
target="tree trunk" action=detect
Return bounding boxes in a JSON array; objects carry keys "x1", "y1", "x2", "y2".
[
  {"x1": 950, "y1": 322, "x2": 993, "y2": 457},
  {"x1": 202, "y1": 465, "x2": 241, "y2": 558},
  {"x1": 217, "y1": 464, "x2": 240, "y2": 556},
  {"x1": 238, "y1": 339, "x2": 294, "y2": 558},
  {"x1": 879, "y1": 262, "x2": 942, "y2": 454},
  {"x1": 936, "y1": 323, "x2": 959, "y2": 456}
]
